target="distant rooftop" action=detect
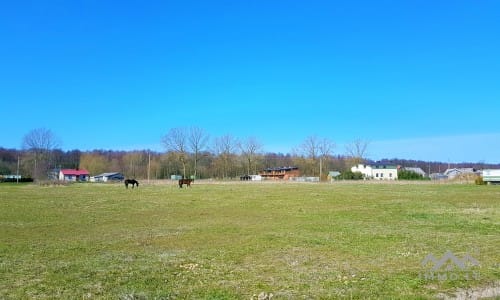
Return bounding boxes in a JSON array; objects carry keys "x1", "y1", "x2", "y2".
[
  {"x1": 263, "y1": 166, "x2": 298, "y2": 172},
  {"x1": 60, "y1": 169, "x2": 89, "y2": 175}
]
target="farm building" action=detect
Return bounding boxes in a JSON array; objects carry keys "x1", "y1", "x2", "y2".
[
  {"x1": 351, "y1": 164, "x2": 398, "y2": 180},
  {"x1": 328, "y1": 171, "x2": 341, "y2": 181},
  {"x1": 443, "y1": 168, "x2": 477, "y2": 179},
  {"x1": 430, "y1": 173, "x2": 448, "y2": 180},
  {"x1": 482, "y1": 169, "x2": 500, "y2": 184},
  {"x1": 90, "y1": 172, "x2": 124, "y2": 182},
  {"x1": 259, "y1": 166, "x2": 299, "y2": 180},
  {"x1": 59, "y1": 169, "x2": 90, "y2": 182}
]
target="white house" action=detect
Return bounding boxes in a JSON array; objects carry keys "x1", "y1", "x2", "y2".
[
  {"x1": 351, "y1": 164, "x2": 398, "y2": 180},
  {"x1": 59, "y1": 169, "x2": 89, "y2": 181},
  {"x1": 351, "y1": 164, "x2": 373, "y2": 178},
  {"x1": 90, "y1": 172, "x2": 124, "y2": 182}
]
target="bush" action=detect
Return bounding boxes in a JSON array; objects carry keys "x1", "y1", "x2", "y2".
[
  {"x1": 336, "y1": 171, "x2": 364, "y2": 180},
  {"x1": 475, "y1": 176, "x2": 486, "y2": 185},
  {"x1": 0, "y1": 177, "x2": 34, "y2": 183},
  {"x1": 398, "y1": 170, "x2": 427, "y2": 180}
]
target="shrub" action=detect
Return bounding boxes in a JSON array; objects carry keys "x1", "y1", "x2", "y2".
[
  {"x1": 0, "y1": 177, "x2": 34, "y2": 183},
  {"x1": 475, "y1": 176, "x2": 486, "y2": 185},
  {"x1": 336, "y1": 171, "x2": 364, "y2": 180},
  {"x1": 398, "y1": 170, "x2": 427, "y2": 180}
]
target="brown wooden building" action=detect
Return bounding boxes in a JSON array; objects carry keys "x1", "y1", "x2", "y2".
[{"x1": 259, "y1": 166, "x2": 300, "y2": 180}]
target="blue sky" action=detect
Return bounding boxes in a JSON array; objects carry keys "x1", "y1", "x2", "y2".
[{"x1": 1, "y1": 1, "x2": 499, "y2": 163}]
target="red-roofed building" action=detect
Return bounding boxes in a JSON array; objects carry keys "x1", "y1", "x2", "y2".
[{"x1": 59, "y1": 169, "x2": 90, "y2": 181}]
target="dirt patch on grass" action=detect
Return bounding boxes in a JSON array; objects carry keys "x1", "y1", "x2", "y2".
[{"x1": 437, "y1": 282, "x2": 500, "y2": 299}]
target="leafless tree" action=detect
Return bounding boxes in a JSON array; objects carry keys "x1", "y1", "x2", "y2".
[
  {"x1": 21, "y1": 128, "x2": 61, "y2": 180},
  {"x1": 318, "y1": 137, "x2": 335, "y2": 179},
  {"x1": 300, "y1": 135, "x2": 319, "y2": 160},
  {"x1": 123, "y1": 151, "x2": 148, "y2": 179},
  {"x1": 188, "y1": 126, "x2": 209, "y2": 179},
  {"x1": 239, "y1": 136, "x2": 262, "y2": 175},
  {"x1": 213, "y1": 134, "x2": 237, "y2": 179},
  {"x1": 298, "y1": 135, "x2": 335, "y2": 178},
  {"x1": 345, "y1": 139, "x2": 369, "y2": 165},
  {"x1": 161, "y1": 128, "x2": 189, "y2": 178}
]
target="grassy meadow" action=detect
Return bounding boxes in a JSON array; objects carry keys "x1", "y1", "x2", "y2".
[{"x1": 0, "y1": 181, "x2": 499, "y2": 299}]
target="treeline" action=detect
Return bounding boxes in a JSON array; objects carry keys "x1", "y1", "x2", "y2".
[
  {"x1": 0, "y1": 147, "x2": 345, "y2": 180},
  {"x1": 375, "y1": 158, "x2": 500, "y2": 175},
  {"x1": 1, "y1": 147, "x2": 499, "y2": 181},
  {"x1": 2, "y1": 127, "x2": 499, "y2": 181}
]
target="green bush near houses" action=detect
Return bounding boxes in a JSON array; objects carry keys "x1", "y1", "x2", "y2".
[
  {"x1": 398, "y1": 169, "x2": 428, "y2": 180},
  {"x1": 335, "y1": 170, "x2": 364, "y2": 180}
]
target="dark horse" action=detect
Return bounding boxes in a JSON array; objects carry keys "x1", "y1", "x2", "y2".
[
  {"x1": 124, "y1": 179, "x2": 139, "y2": 189},
  {"x1": 178, "y1": 178, "x2": 193, "y2": 188}
]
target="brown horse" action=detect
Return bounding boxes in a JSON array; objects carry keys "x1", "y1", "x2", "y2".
[
  {"x1": 178, "y1": 178, "x2": 193, "y2": 188},
  {"x1": 125, "y1": 179, "x2": 139, "y2": 189}
]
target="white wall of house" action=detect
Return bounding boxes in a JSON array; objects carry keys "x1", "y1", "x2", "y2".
[
  {"x1": 372, "y1": 168, "x2": 398, "y2": 180},
  {"x1": 90, "y1": 176, "x2": 104, "y2": 182},
  {"x1": 351, "y1": 164, "x2": 373, "y2": 178},
  {"x1": 59, "y1": 171, "x2": 88, "y2": 181},
  {"x1": 351, "y1": 164, "x2": 398, "y2": 180}
]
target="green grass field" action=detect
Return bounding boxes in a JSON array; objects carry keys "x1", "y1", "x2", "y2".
[{"x1": 0, "y1": 182, "x2": 499, "y2": 299}]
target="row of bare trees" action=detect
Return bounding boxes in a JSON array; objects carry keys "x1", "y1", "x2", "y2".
[
  {"x1": 160, "y1": 127, "x2": 370, "y2": 180},
  {"x1": 5, "y1": 127, "x2": 371, "y2": 181},
  {"x1": 161, "y1": 127, "x2": 268, "y2": 179}
]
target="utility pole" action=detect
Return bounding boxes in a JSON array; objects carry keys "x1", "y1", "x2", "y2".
[
  {"x1": 16, "y1": 156, "x2": 20, "y2": 184},
  {"x1": 148, "y1": 151, "x2": 151, "y2": 184},
  {"x1": 319, "y1": 156, "x2": 323, "y2": 181}
]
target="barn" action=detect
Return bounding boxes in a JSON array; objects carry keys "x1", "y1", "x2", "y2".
[{"x1": 90, "y1": 172, "x2": 125, "y2": 182}]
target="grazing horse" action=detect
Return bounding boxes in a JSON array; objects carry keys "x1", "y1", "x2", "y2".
[
  {"x1": 124, "y1": 179, "x2": 139, "y2": 189},
  {"x1": 178, "y1": 178, "x2": 193, "y2": 188}
]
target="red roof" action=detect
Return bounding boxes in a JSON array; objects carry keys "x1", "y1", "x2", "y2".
[{"x1": 60, "y1": 169, "x2": 89, "y2": 176}]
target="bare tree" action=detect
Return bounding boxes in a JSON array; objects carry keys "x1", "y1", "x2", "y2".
[
  {"x1": 161, "y1": 128, "x2": 189, "y2": 178},
  {"x1": 21, "y1": 128, "x2": 61, "y2": 180},
  {"x1": 300, "y1": 135, "x2": 322, "y2": 176},
  {"x1": 239, "y1": 136, "x2": 262, "y2": 175},
  {"x1": 300, "y1": 135, "x2": 319, "y2": 160},
  {"x1": 123, "y1": 151, "x2": 147, "y2": 179},
  {"x1": 318, "y1": 137, "x2": 335, "y2": 180},
  {"x1": 213, "y1": 134, "x2": 237, "y2": 179},
  {"x1": 345, "y1": 139, "x2": 369, "y2": 166},
  {"x1": 298, "y1": 135, "x2": 335, "y2": 178},
  {"x1": 188, "y1": 126, "x2": 209, "y2": 179}
]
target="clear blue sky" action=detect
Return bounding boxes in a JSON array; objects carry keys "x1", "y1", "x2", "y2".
[{"x1": 1, "y1": 1, "x2": 499, "y2": 163}]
